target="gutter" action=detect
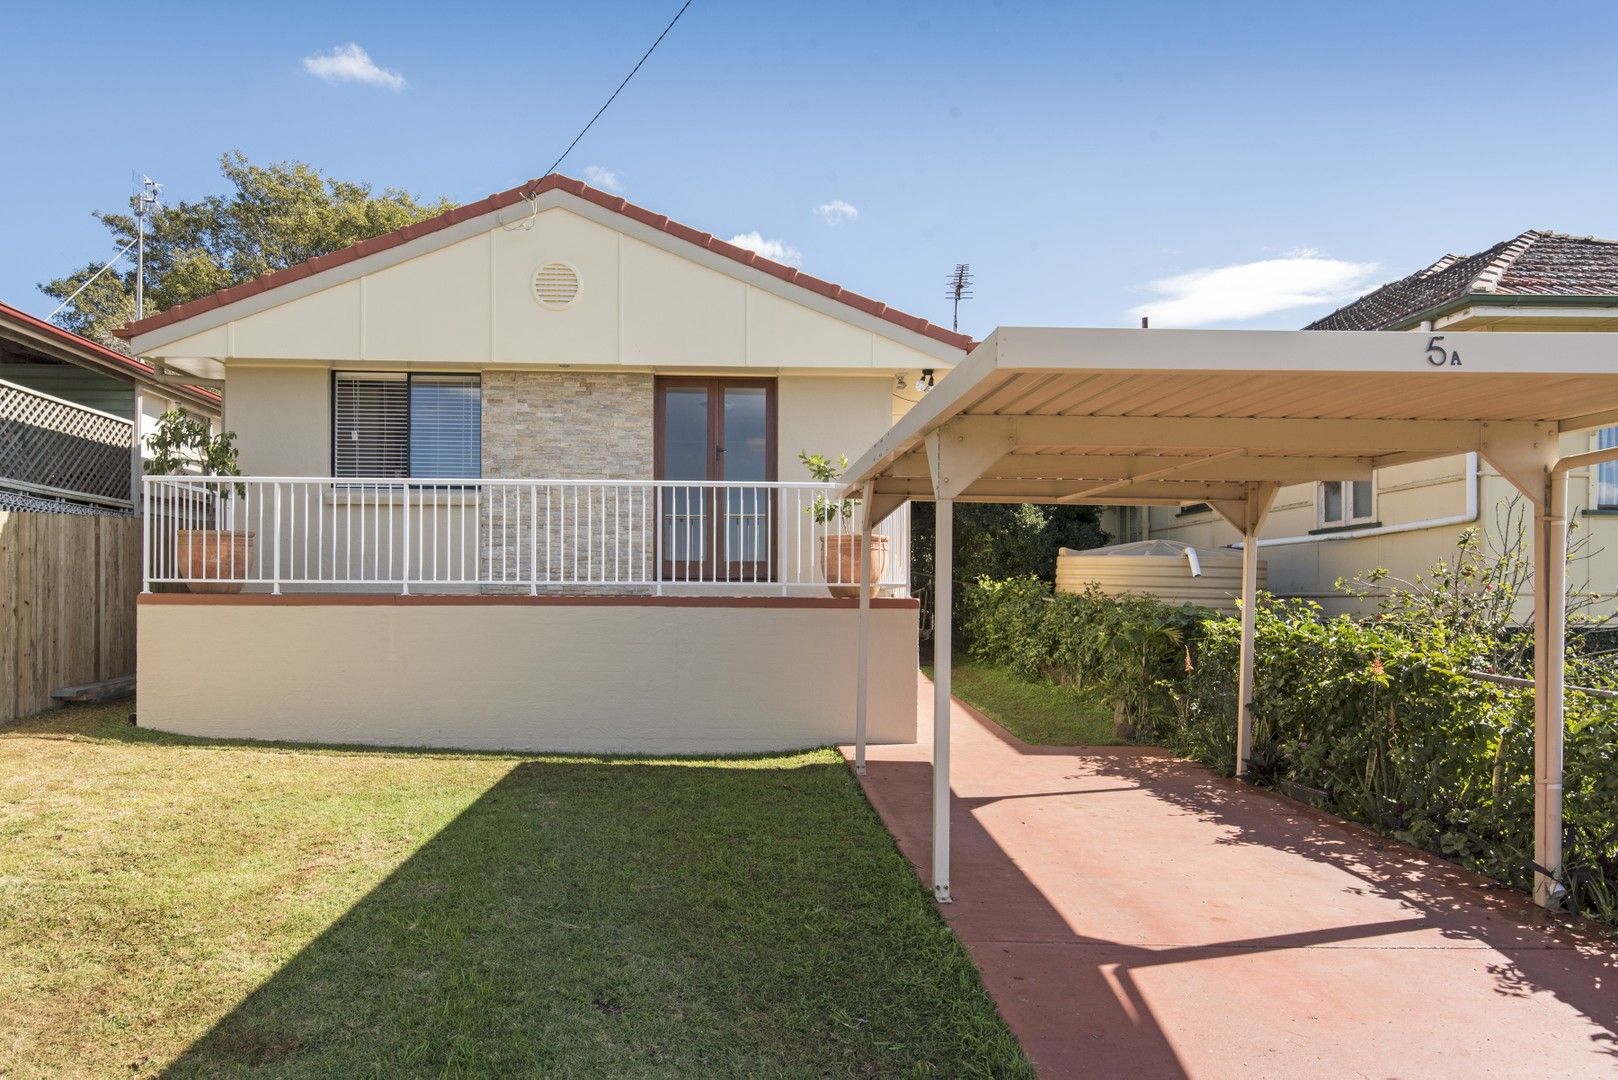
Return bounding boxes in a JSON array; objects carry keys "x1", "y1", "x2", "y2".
[
  {"x1": 1234, "y1": 453, "x2": 1480, "y2": 550},
  {"x1": 1386, "y1": 293, "x2": 1618, "y2": 332}
]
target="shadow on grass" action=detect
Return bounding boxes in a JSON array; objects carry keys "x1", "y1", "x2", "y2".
[{"x1": 152, "y1": 753, "x2": 1028, "y2": 1077}]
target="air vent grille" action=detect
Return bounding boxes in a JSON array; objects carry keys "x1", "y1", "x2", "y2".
[{"x1": 532, "y1": 262, "x2": 581, "y2": 309}]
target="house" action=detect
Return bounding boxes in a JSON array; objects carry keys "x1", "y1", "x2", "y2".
[
  {"x1": 118, "y1": 174, "x2": 969, "y2": 752},
  {"x1": 0, "y1": 300, "x2": 220, "y2": 511},
  {"x1": 1117, "y1": 230, "x2": 1618, "y2": 615}
]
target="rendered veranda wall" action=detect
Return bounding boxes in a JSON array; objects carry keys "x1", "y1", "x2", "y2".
[{"x1": 137, "y1": 597, "x2": 918, "y2": 754}]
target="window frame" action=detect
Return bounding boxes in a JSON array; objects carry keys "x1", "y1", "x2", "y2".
[
  {"x1": 1596, "y1": 428, "x2": 1618, "y2": 511},
  {"x1": 1316, "y1": 478, "x2": 1376, "y2": 530},
  {"x1": 330, "y1": 371, "x2": 482, "y2": 480}
]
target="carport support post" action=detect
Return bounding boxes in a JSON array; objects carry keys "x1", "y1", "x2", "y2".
[
  {"x1": 1483, "y1": 424, "x2": 1565, "y2": 909},
  {"x1": 1212, "y1": 482, "x2": 1278, "y2": 778},
  {"x1": 932, "y1": 497, "x2": 954, "y2": 903},
  {"x1": 1237, "y1": 521, "x2": 1260, "y2": 776},
  {"x1": 854, "y1": 481, "x2": 875, "y2": 775},
  {"x1": 1533, "y1": 466, "x2": 1568, "y2": 908}
]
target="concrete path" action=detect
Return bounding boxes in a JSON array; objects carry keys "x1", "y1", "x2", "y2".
[{"x1": 846, "y1": 676, "x2": 1618, "y2": 1078}]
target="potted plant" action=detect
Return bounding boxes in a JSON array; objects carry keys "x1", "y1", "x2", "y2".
[
  {"x1": 799, "y1": 450, "x2": 888, "y2": 598},
  {"x1": 146, "y1": 409, "x2": 250, "y2": 594}
]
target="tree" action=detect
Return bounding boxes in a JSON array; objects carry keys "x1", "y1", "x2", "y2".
[
  {"x1": 912, "y1": 501, "x2": 1109, "y2": 644},
  {"x1": 40, "y1": 152, "x2": 454, "y2": 349}
]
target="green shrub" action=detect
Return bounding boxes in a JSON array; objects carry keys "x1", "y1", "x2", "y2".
[{"x1": 960, "y1": 532, "x2": 1618, "y2": 927}]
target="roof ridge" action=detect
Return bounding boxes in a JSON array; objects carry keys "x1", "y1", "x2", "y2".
[
  {"x1": 1416, "y1": 253, "x2": 1465, "y2": 278},
  {"x1": 115, "y1": 173, "x2": 974, "y2": 352},
  {"x1": 1469, "y1": 229, "x2": 1543, "y2": 294}
]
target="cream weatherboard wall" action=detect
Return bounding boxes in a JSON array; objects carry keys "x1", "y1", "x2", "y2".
[{"x1": 1145, "y1": 429, "x2": 1617, "y2": 617}]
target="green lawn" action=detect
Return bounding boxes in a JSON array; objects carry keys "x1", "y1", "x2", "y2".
[
  {"x1": 930, "y1": 661, "x2": 1125, "y2": 746},
  {"x1": 0, "y1": 703, "x2": 1030, "y2": 1078}
]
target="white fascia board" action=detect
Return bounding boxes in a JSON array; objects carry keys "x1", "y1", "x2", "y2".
[{"x1": 988, "y1": 325, "x2": 1618, "y2": 377}]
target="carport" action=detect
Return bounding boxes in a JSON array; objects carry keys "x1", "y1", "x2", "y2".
[{"x1": 843, "y1": 326, "x2": 1618, "y2": 909}]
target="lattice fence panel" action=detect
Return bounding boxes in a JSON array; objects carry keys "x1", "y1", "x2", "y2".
[{"x1": 0, "y1": 378, "x2": 132, "y2": 502}]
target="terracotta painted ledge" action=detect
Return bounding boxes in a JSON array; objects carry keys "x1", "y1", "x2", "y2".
[{"x1": 138, "y1": 593, "x2": 920, "y2": 610}]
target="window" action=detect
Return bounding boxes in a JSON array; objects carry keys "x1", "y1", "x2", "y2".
[
  {"x1": 1598, "y1": 428, "x2": 1618, "y2": 510},
  {"x1": 333, "y1": 373, "x2": 481, "y2": 478},
  {"x1": 1318, "y1": 479, "x2": 1374, "y2": 529}
]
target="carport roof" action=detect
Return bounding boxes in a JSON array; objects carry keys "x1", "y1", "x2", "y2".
[{"x1": 843, "y1": 326, "x2": 1618, "y2": 507}]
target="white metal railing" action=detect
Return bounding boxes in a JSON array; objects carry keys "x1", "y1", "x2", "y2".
[{"x1": 142, "y1": 476, "x2": 910, "y2": 596}]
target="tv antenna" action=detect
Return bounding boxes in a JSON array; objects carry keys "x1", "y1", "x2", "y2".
[
  {"x1": 45, "y1": 174, "x2": 162, "y2": 323},
  {"x1": 946, "y1": 263, "x2": 973, "y2": 332},
  {"x1": 134, "y1": 176, "x2": 162, "y2": 319}
]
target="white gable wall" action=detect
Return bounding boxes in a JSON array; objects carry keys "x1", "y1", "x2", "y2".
[{"x1": 141, "y1": 201, "x2": 957, "y2": 371}]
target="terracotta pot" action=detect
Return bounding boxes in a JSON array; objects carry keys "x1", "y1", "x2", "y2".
[
  {"x1": 818, "y1": 533, "x2": 890, "y2": 598},
  {"x1": 177, "y1": 529, "x2": 255, "y2": 594}
]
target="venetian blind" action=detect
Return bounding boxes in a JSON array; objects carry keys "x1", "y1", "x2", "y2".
[
  {"x1": 333, "y1": 373, "x2": 408, "y2": 477},
  {"x1": 409, "y1": 375, "x2": 482, "y2": 478}
]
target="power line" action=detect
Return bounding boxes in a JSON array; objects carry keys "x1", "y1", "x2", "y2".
[{"x1": 540, "y1": 0, "x2": 695, "y2": 179}]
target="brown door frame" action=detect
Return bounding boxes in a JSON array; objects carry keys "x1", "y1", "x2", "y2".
[{"x1": 653, "y1": 377, "x2": 778, "y2": 581}]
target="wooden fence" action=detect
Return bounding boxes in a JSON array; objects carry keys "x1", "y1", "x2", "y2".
[{"x1": 0, "y1": 509, "x2": 139, "y2": 723}]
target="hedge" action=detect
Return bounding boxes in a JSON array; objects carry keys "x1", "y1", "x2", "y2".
[{"x1": 961, "y1": 575, "x2": 1618, "y2": 926}]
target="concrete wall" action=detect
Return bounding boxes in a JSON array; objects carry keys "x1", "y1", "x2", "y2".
[{"x1": 136, "y1": 597, "x2": 919, "y2": 754}]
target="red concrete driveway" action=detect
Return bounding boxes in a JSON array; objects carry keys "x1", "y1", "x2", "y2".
[{"x1": 846, "y1": 675, "x2": 1618, "y2": 1078}]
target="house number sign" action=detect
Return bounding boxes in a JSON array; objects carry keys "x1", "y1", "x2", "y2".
[{"x1": 1424, "y1": 335, "x2": 1462, "y2": 367}]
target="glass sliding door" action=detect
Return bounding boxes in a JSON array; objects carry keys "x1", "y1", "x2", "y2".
[{"x1": 654, "y1": 378, "x2": 776, "y2": 581}]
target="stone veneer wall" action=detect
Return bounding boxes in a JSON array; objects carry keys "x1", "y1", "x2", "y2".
[
  {"x1": 482, "y1": 370, "x2": 654, "y2": 480},
  {"x1": 480, "y1": 371, "x2": 655, "y2": 587}
]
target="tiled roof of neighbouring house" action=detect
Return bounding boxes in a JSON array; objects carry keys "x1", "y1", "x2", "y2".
[
  {"x1": 0, "y1": 300, "x2": 220, "y2": 407},
  {"x1": 1305, "y1": 230, "x2": 1618, "y2": 331},
  {"x1": 116, "y1": 173, "x2": 976, "y2": 352}
]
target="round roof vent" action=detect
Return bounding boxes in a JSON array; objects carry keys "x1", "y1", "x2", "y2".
[{"x1": 532, "y1": 262, "x2": 581, "y2": 309}]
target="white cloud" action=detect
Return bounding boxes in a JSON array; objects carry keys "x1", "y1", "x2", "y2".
[
  {"x1": 301, "y1": 44, "x2": 406, "y2": 91},
  {"x1": 815, "y1": 199, "x2": 859, "y2": 225},
  {"x1": 1129, "y1": 251, "x2": 1377, "y2": 327},
  {"x1": 728, "y1": 231, "x2": 802, "y2": 267},
  {"x1": 583, "y1": 165, "x2": 623, "y2": 192}
]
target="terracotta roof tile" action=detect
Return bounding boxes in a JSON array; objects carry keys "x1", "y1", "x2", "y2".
[
  {"x1": 1306, "y1": 230, "x2": 1618, "y2": 331},
  {"x1": 116, "y1": 173, "x2": 974, "y2": 352}
]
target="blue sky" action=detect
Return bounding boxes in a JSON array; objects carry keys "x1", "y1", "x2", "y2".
[{"x1": 4, "y1": 0, "x2": 1617, "y2": 337}]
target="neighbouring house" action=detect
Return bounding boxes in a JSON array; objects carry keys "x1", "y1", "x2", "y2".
[
  {"x1": 0, "y1": 300, "x2": 220, "y2": 511},
  {"x1": 118, "y1": 174, "x2": 969, "y2": 752},
  {"x1": 1113, "y1": 230, "x2": 1618, "y2": 615},
  {"x1": 0, "y1": 301, "x2": 221, "y2": 724}
]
